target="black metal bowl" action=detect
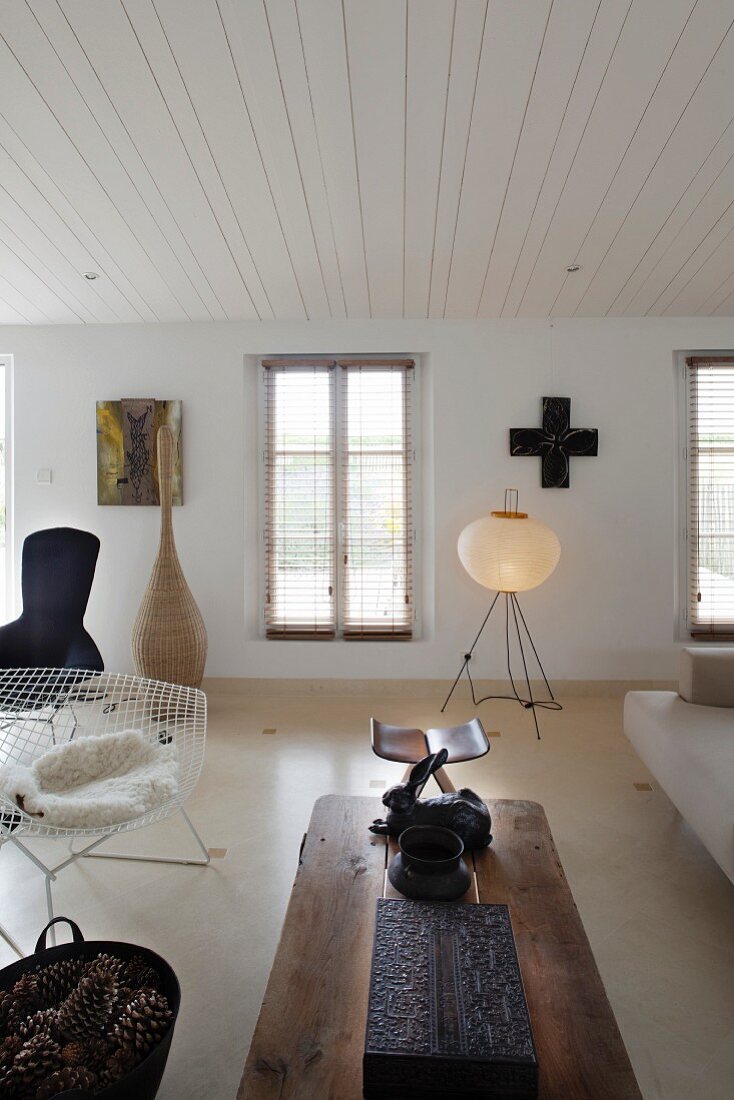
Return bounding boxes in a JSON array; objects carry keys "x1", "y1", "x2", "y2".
[
  {"x1": 387, "y1": 825, "x2": 471, "y2": 901},
  {"x1": 0, "y1": 918, "x2": 180, "y2": 1100}
]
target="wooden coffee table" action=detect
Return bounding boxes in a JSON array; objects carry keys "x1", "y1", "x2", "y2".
[{"x1": 238, "y1": 796, "x2": 641, "y2": 1099}]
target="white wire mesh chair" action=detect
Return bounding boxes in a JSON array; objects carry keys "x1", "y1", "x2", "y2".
[{"x1": 0, "y1": 668, "x2": 208, "y2": 956}]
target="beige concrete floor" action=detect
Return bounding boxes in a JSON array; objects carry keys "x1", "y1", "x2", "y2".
[{"x1": 1, "y1": 689, "x2": 733, "y2": 1099}]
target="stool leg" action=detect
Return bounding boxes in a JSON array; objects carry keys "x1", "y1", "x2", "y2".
[{"x1": 434, "y1": 767, "x2": 455, "y2": 794}]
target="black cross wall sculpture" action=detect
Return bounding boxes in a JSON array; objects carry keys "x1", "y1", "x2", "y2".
[{"x1": 510, "y1": 397, "x2": 598, "y2": 488}]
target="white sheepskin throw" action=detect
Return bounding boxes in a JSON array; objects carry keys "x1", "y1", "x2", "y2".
[{"x1": 0, "y1": 731, "x2": 179, "y2": 829}]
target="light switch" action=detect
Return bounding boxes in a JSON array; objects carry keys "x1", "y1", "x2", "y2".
[{"x1": 36, "y1": 468, "x2": 52, "y2": 484}]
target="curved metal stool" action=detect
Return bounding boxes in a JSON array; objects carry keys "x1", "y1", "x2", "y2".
[
  {"x1": 0, "y1": 668, "x2": 208, "y2": 956},
  {"x1": 370, "y1": 717, "x2": 489, "y2": 793}
]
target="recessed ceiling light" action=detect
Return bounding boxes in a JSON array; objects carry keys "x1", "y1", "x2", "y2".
[
  {"x1": 565, "y1": 263, "x2": 582, "y2": 273},
  {"x1": 82, "y1": 271, "x2": 99, "y2": 280}
]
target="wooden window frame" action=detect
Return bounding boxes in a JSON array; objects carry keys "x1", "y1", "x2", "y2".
[
  {"x1": 258, "y1": 355, "x2": 419, "y2": 641},
  {"x1": 0, "y1": 356, "x2": 11, "y2": 624},
  {"x1": 682, "y1": 355, "x2": 734, "y2": 639}
]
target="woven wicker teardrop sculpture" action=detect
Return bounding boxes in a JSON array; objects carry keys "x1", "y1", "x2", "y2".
[{"x1": 131, "y1": 426, "x2": 207, "y2": 687}]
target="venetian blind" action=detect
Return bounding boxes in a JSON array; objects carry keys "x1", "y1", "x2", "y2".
[
  {"x1": 263, "y1": 359, "x2": 336, "y2": 637},
  {"x1": 339, "y1": 360, "x2": 414, "y2": 639},
  {"x1": 687, "y1": 357, "x2": 734, "y2": 637}
]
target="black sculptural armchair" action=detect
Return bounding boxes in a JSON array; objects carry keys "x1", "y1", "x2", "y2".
[
  {"x1": 0, "y1": 528, "x2": 103, "y2": 720},
  {"x1": 0, "y1": 528, "x2": 104, "y2": 955},
  {"x1": 0, "y1": 527, "x2": 104, "y2": 673}
]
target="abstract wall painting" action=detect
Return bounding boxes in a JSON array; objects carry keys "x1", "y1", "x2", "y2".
[{"x1": 96, "y1": 399, "x2": 182, "y2": 505}]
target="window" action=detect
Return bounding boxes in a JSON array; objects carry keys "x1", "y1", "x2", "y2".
[
  {"x1": 0, "y1": 356, "x2": 8, "y2": 624},
  {"x1": 684, "y1": 356, "x2": 734, "y2": 637},
  {"x1": 262, "y1": 357, "x2": 415, "y2": 639}
]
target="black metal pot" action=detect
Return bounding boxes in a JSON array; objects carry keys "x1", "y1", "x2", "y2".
[
  {"x1": 0, "y1": 918, "x2": 180, "y2": 1100},
  {"x1": 387, "y1": 826, "x2": 471, "y2": 901}
]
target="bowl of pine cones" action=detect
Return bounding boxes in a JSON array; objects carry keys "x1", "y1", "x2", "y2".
[{"x1": 0, "y1": 918, "x2": 180, "y2": 1099}]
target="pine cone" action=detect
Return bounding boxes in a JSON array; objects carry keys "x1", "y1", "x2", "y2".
[
  {"x1": 17, "y1": 1010, "x2": 58, "y2": 1044},
  {"x1": 5, "y1": 974, "x2": 42, "y2": 1031},
  {"x1": 0, "y1": 1032, "x2": 22, "y2": 1065},
  {"x1": 84, "y1": 960, "x2": 121, "y2": 1008},
  {"x1": 105, "y1": 986, "x2": 138, "y2": 1047},
  {"x1": 112, "y1": 989, "x2": 172, "y2": 1060},
  {"x1": 61, "y1": 1036, "x2": 109, "y2": 1072},
  {"x1": 99, "y1": 1044, "x2": 137, "y2": 1087},
  {"x1": 57, "y1": 969, "x2": 117, "y2": 1041},
  {"x1": 35, "y1": 1065, "x2": 97, "y2": 1100},
  {"x1": 85, "y1": 954, "x2": 123, "y2": 983},
  {"x1": 84, "y1": 958, "x2": 122, "y2": 998},
  {"x1": 113, "y1": 985, "x2": 134, "y2": 1009},
  {"x1": 119, "y1": 955, "x2": 161, "y2": 993},
  {"x1": 33, "y1": 959, "x2": 86, "y2": 1009},
  {"x1": 8, "y1": 1032, "x2": 62, "y2": 1093},
  {"x1": 0, "y1": 1063, "x2": 13, "y2": 1099},
  {"x1": 59, "y1": 1040, "x2": 84, "y2": 1067},
  {"x1": 0, "y1": 987, "x2": 16, "y2": 1036},
  {"x1": 86, "y1": 1035, "x2": 113, "y2": 1074}
]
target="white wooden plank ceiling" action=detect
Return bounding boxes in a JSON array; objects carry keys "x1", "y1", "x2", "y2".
[{"x1": 0, "y1": 0, "x2": 733, "y2": 323}]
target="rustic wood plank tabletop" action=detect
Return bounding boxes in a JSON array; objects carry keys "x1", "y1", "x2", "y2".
[{"x1": 238, "y1": 795, "x2": 641, "y2": 1100}]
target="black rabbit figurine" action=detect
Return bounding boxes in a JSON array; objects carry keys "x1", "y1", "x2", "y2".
[{"x1": 369, "y1": 748, "x2": 492, "y2": 849}]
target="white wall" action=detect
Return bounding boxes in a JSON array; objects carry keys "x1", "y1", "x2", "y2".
[{"x1": 2, "y1": 316, "x2": 733, "y2": 681}]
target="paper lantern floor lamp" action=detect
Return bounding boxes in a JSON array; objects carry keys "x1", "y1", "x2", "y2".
[{"x1": 441, "y1": 490, "x2": 562, "y2": 739}]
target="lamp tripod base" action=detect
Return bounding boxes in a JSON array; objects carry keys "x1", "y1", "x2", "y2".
[{"x1": 441, "y1": 591, "x2": 561, "y2": 739}]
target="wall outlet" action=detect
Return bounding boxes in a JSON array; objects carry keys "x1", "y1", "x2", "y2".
[{"x1": 36, "y1": 468, "x2": 52, "y2": 484}]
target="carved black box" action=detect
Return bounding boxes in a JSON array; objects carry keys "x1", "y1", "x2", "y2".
[{"x1": 364, "y1": 900, "x2": 538, "y2": 1099}]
